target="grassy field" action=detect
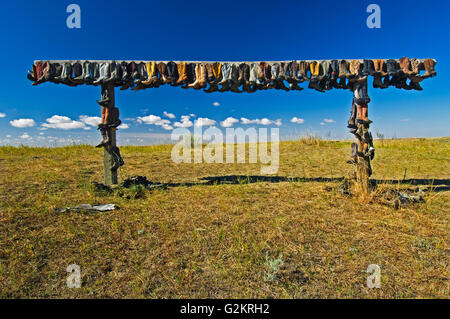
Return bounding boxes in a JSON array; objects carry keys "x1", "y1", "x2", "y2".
[{"x1": 0, "y1": 137, "x2": 448, "y2": 298}]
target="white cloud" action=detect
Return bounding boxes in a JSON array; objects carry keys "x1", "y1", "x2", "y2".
[
  {"x1": 6, "y1": 134, "x2": 11, "y2": 138},
  {"x1": 137, "y1": 114, "x2": 173, "y2": 130},
  {"x1": 320, "y1": 122, "x2": 326, "y2": 126},
  {"x1": 291, "y1": 117, "x2": 305, "y2": 124},
  {"x1": 137, "y1": 115, "x2": 162, "y2": 125},
  {"x1": 42, "y1": 115, "x2": 88, "y2": 130},
  {"x1": 10, "y1": 118, "x2": 36, "y2": 128},
  {"x1": 161, "y1": 124, "x2": 173, "y2": 130},
  {"x1": 0, "y1": 112, "x2": 6, "y2": 118},
  {"x1": 240, "y1": 117, "x2": 282, "y2": 126},
  {"x1": 220, "y1": 117, "x2": 239, "y2": 128},
  {"x1": 20, "y1": 133, "x2": 31, "y2": 139},
  {"x1": 163, "y1": 111, "x2": 176, "y2": 119},
  {"x1": 195, "y1": 117, "x2": 216, "y2": 127},
  {"x1": 323, "y1": 119, "x2": 335, "y2": 123},
  {"x1": 39, "y1": 132, "x2": 44, "y2": 135},
  {"x1": 79, "y1": 115, "x2": 102, "y2": 127},
  {"x1": 118, "y1": 123, "x2": 130, "y2": 129},
  {"x1": 174, "y1": 115, "x2": 194, "y2": 128},
  {"x1": 213, "y1": 102, "x2": 220, "y2": 107}
]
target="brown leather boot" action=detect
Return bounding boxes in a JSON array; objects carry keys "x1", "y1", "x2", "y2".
[
  {"x1": 349, "y1": 60, "x2": 364, "y2": 81},
  {"x1": 175, "y1": 62, "x2": 188, "y2": 85},
  {"x1": 423, "y1": 58, "x2": 437, "y2": 78},
  {"x1": 157, "y1": 62, "x2": 170, "y2": 84},
  {"x1": 399, "y1": 57, "x2": 413, "y2": 75}
]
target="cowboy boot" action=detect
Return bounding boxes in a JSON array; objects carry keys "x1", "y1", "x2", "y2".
[
  {"x1": 299, "y1": 61, "x2": 310, "y2": 81},
  {"x1": 337, "y1": 60, "x2": 350, "y2": 88},
  {"x1": 199, "y1": 63, "x2": 208, "y2": 89},
  {"x1": 73, "y1": 61, "x2": 88, "y2": 83},
  {"x1": 229, "y1": 64, "x2": 242, "y2": 93},
  {"x1": 70, "y1": 62, "x2": 83, "y2": 84},
  {"x1": 120, "y1": 62, "x2": 133, "y2": 90},
  {"x1": 187, "y1": 63, "x2": 202, "y2": 89},
  {"x1": 329, "y1": 60, "x2": 339, "y2": 88},
  {"x1": 206, "y1": 63, "x2": 215, "y2": 83},
  {"x1": 204, "y1": 63, "x2": 219, "y2": 93},
  {"x1": 362, "y1": 59, "x2": 375, "y2": 76},
  {"x1": 175, "y1": 62, "x2": 188, "y2": 86},
  {"x1": 247, "y1": 63, "x2": 261, "y2": 91},
  {"x1": 399, "y1": 57, "x2": 413, "y2": 75},
  {"x1": 347, "y1": 98, "x2": 357, "y2": 129},
  {"x1": 423, "y1": 58, "x2": 437, "y2": 78},
  {"x1": 182, "y1": 63, "x2": 196, "y2": 89},
  {"x1": 33, "y1": 62, "x2": 45, "y2": 85},
  {"x1": 349, "y1": 60, "x2": 364, "y2": 82},
  {"x1": 93, "y1": 62, "x2": 109, "y2": 85},
  {"x1": 142, "y1": 62, "x2": 159, "y2": 87},
  {"x1": 50, "y1": 63, "x2": 63, "y2": 84},
  {"x1": 410, "y1": 58, "x2": 421, "y2": 76},
  {"x1": 262, "y1": 62, "x2": 271, "y2": 89},
  {"x1": 111, "y1": 146, "x2": 125, "y2": 170},
  {"x1": 167, "y1": 61, "x2": 179, "y2": 84},
  {"x1": 96, "y1": 127, "x2": 110, "y2": 148},
  {"x1": 107, "y1": 107, "x2": 121, "y2": 128},
  {"x1": 42, "y1": 62, "x2": 54, "y2": 83},
  {"x1": 132, "y1": 62, "x2": 150, "y2": 91},
  {"x1": 308, "y1": 61, "x2": 324, "y2": 92},
  {"x1": 289, "y1": 61, "x2": 300, "y2": 82},
  {"x1": 157, "y1": 62, "x2": 170, "y2": 84},
  {"x1": 319, "y1": 61, "x2": 332, "y2": 90},
  {"x1": 238, "y1": 63, "x2": 252, "y2": 92},
  {"x1": 218, "y1": 63, "x2": 231, "y2": 91},
  {"x1": 270, "y1": 63, "x2": 281, "y2": 89}
]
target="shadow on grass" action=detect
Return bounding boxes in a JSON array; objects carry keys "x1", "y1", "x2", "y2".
[{"x1": 140, "y1": 176, "x2": 450, "y2": 193}]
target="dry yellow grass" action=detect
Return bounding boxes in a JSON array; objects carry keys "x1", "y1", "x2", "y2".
[{"x1": 0, "y1": 137, "x2": 448, "y2": 298}]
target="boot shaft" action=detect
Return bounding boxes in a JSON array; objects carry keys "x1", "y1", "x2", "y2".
[
  {"x1": 330, "y1": 60, "x2": 339, "y2": 80},
  {"x1": 423, "y1": 58, "x2": 437, "y2": 77},
  {"x1": 212, "y1": 63, "x2": 222, "y2": 82},
  {"x1": 349, "y1": 60, "x2": 361, "y2": 77},
  {"x1": 399, "y1": 57, "x2": 412, "y2": 75},
  {"x1": 176, "y1": 62, "x2": 187, "y2": 84},
  {"x1": 166, "y1": 61, "x2": 179, "y2": 83},
  {"x1": 362, "y1": 59, "x2": 375, "y2": 76},
  {"x1": 338, "y1": 60, "x2": 350, "y2": 78}
]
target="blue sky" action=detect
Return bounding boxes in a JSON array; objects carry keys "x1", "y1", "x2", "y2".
[{"x1": 0, "y1": 0, "x2": 449, "y2": 146}]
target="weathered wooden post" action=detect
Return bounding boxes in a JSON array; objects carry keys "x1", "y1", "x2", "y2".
[
  {"x1": 355, "y1": 139, "x2": 371, "y2": 194},
  {"x1": 349, "y1": 77, "x2": 373, "y2": 196},
  {"x1": 101, "y1": 84, "x2": 118, "y2": 185}
]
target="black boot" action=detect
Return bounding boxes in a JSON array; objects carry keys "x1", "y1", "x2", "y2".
[
  {"x1": 96, "y1": 127, "x2": 110, "y2": 148},
  {"x1": 362, "y1": 59, "x2": 375, "y2": 76},
  {"x1": 347, "y1": 99, "x2": 357, "y2": 129},
  {"x1": 111, "y1": 146, "x2": 125, "y2": 170}
]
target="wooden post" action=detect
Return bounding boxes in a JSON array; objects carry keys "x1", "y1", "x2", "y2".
[
  {"x1": 355, "y1": 140, "x2": 371, "y2": 195},
  {"x1": 101, "y1": 84, "x2": 118, "y2": 186},
  {"x1": 349, "y1": 79, "x2": 372, "y2": 196}
]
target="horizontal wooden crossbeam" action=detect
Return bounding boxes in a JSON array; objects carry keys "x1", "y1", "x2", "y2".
[{"x1": 34, "y1": 59, "x2": 436, "y2": 64}]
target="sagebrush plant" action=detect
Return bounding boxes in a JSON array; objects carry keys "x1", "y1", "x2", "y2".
[{"x1": 264, "y1": 253, "x2": 284, "y2": 282}]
